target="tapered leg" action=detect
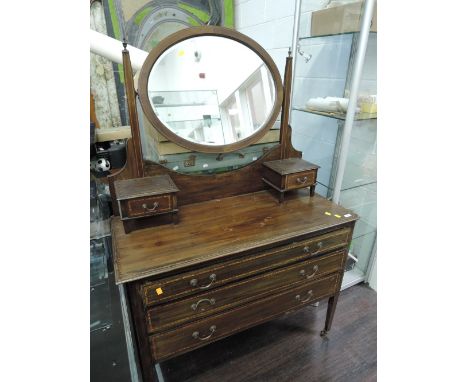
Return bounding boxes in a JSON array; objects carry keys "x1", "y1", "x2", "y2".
[
  {"x1": 309, "y1": 185, "x2": 316, "y2": 197},
  {"x1": 320, "y1": 293, "x2": 340, "y2": 337},
  {"x1": 279, "y1": 191, "x2": 285, "y2": 203}
]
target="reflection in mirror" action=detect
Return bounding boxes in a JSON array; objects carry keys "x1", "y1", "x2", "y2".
[
  {"x1": 147, "y1": 36, "x2": 276, "y2": 146},
  {"x1": 157, "y1": 142, "x2": 278, "y2": 175}
]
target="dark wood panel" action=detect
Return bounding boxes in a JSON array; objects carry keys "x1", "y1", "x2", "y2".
[
  {"x1": 146, "y1": 250, "x2": 346, "y2": 333},
  {"x1": 264, "y1": 157, "x2": 319, "y2": 175},
  {"x1": 112, "y1": 190, "x2": 357, "y2": 284},
  {"x1": 141, "y1": 228, "x2": 351, "y2": 306},
  {"x1": 149, "y1": 273, "x2": 340, "y2": 361},
  {"x1": 143, "y1": 143, "x2": 289, "y2": 206},
  {"x1": 262, "y1": 166, "x2": 285, "y2": 189},
  {"x1": 114, "y1": 174, "x2": 179, "y2": 200},
  {"x1": 158, "y1": 284, "x2": 376, "y2": 382},
  {"x1": 108, "y1": 126, "x2": 301, "y2": 208}
]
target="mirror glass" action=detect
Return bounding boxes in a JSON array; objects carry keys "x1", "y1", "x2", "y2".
[{"x1": 147, "y1": 36, "x2": 276, "y2": 146}]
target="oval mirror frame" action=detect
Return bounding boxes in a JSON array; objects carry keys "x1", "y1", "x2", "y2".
[{"x1": 138, "y1": 26, "x2": 284, "y2": 154}]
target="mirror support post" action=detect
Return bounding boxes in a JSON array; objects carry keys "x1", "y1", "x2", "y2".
[
  {"x1": 122, "y1": 42, "x2": 145, "y2": 178},
  {"x1": 279, "y1": 51, "x2": 293, "y2": 160}
]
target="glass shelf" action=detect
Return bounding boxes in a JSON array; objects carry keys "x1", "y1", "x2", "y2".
[
  {"x1": 299, "y1": 31, "x2": 376, "y2": 41},
  {"x1": 149, "y1": 89, "x2": 219, "y2": 108},
  {"x1": 154, "y1": 102, "x2": 211, "y2": 108},
  {"x1": 293, "y1": 106, "x2": 377, "y2": 121},
  {"x1": 167, "y1": 118, "x2": 222, "y2": 127}
]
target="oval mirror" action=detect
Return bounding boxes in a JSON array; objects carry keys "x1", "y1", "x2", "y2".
[{"x1": 138, "y1": 27, "x2": 283, "y2": 153}]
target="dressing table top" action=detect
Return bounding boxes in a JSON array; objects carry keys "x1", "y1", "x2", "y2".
[{"x1": 112, "y1": 189, "x2": 358, "y2": 284}]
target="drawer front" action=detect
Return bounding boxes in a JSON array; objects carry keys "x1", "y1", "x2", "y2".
[
  {"x1": 122, "y1": 195, "x2": 172, "y2": 218},
  {"x1": 149, "y1": 273, "x2": 340, "y2": 361},
  {"x1": 146, "y1": 250, "x2": 346, "y2": 333},
  {"x1": 142, "y1": 227, "x2": 351, "y2": 307},
  {"x1": 285, "y1": 170, "x2": 317, "y2": 190}
]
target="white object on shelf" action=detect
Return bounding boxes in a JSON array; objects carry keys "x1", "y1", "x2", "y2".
[{"x1": 305, "y1": 97, "x2": 360, "y2": 113}]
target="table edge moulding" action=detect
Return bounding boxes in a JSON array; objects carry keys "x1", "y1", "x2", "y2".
[{"x1": 106, "y1": 26, "x2": 359, "y2": 382}]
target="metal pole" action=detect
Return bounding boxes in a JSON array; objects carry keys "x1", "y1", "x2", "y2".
[
  {"x1": 289, "y1": 0, "x2": 302, "y2": 123},
  {"x1": 332, "y1": 0, "x2": 376, "y2": 203},
  {"x1": 90, "y1": 29, "x2": 148, "y2": 72}
]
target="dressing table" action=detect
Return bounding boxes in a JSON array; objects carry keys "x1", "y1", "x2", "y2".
[{"x1": 108, "y1": 26, "x2": 358, "y2": 382}]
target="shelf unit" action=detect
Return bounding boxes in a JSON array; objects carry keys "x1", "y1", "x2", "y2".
[
  {"x1": 291, "y1": 0, "x2": 377, "y2": 289},
  {"x1": 293, "y1": 106, "x2": 377, "y2": 121}
]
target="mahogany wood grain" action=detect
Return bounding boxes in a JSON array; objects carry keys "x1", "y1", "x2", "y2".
[
  {"x1": 125, "y1": 283, "x2": 156, "y2": 382},
  {"x1": 146, "y1": 250, "x2": 346, "y2": 333},
  {"x1": 149, "y1": 273, "x2": 340, "y2": 362},
  {"x1": 120, "y1": 195, "x2": 173, "y2": 219},
  {"x1": 157, "y1": 284, "x2": 376, "y2": 382},
  {"x1": 114, "y1": 174, "x2": 179, "y2": 200},
  {"x1": 141, "y1": 228, "x2": 351, "y2": 306},
  {"x1": 122, "y1": 46, "x2": 144, "y2": 178},
  {"x1": 111, "y1": 189, "x2": 358, "y2": 284},
  {"x1": 108, "y1": 126, "x2": 301, "y2": 209},
  {"x1": 285, "y1": 169, "x2": 317, "y2": 190},
  {"x1": 108, "y1": 138, "x2": 138, "y2": 215},
  {"x1": 263, "y1": 158, "x2": 319, "y2": 175},
  {"x1": 279, "y1": 55, "x2": 293, "y2": 159}
]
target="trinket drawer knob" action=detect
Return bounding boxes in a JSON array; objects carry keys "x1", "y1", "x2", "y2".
[
  {"x1": 296, "y1": 176, "x2": 308, "y2": 184},
  {"x1": 190, "y1": 273, "x2": 217, "y2": 289},
  {"x1": 295, "y1": 290, "x2": 314, "y2": 303},
  {"x1": 299, "y1": 265, "x2": 319, "y2": 279},
  {"x1": 191, "y1": 298, "x2": 216, "y2": 311},
  {"x1": 192, "y1": 325, "x2": 216, "y2": 341},
  {"x1": 142, "y1": 202, "x2": 159, "y2": 211}
]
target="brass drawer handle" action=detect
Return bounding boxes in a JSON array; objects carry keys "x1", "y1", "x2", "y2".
[
  {"x1": 296, "y1": 176, "x2": 308, "y2": 184},
  {"x1": 295, "y1": 290, "x2": 314, "y2": 303},
  {"x1": 303, "y1": 241, "x2": 323, "y2": 254},
  {"x1": 299, "y1": 265, "x2": 319, "y2": 279},
  {"x1": 191, "y1": 298, "x2": 216, "y2": 311},
  {"x1": 192, "y1": 325, "x2": 216, "y2": 341},
  {"x1": 142, "y1": 202, "x2": 159, "y2": 212},
  {"x1": 190, "y1": 273, "x2": 216, "y2": 289}
]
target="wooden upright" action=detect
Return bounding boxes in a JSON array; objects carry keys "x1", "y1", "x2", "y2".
[
  {"x1": 279, "y1": 50, "x2": 293, "y2": 160},
  {"x1": 122, "y1": 42, "x2": 144, "y2": 178}
]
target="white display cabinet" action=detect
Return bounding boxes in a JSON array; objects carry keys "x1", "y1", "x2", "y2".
[{"x1": 291, "y1": 0, "x2": 377, "y2": 289}]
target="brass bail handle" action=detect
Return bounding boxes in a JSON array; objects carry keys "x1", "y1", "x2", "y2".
[
  {"x1": 142, "y1": 202, "x2": 159, "y2": 211},
  {"x1": 295, "y1": 290, "x2": 313, "y2": 303},
  {"x1": 192, "y1": 325, "x2": 217, "y2": 341},
  {"x1": 190, "y1": 274, "x2": 217, "y2": 289},
  {"x1": 191, "y1": 298, "x2": 216, "y2": 311},
  {"x1": 296, "y1": 176, "x2": 308, "y2": 184},
  {"x1": 299, "y1": 264, "x2": 319, "y2": 279}
]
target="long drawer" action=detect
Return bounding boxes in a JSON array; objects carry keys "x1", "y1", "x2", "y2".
[
  {"x1": 146, "y1": 250, "x2": 346, "y2": 333},
  {"x1": 149, "y1": 273, "x2": 340, "y2": 361},
  {"x1": 142, "y1": 227, "x2": 351, "y2": 306}
]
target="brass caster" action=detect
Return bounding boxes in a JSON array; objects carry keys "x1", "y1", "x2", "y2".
[{"x1": 320, "y1": 330, "x2": 328, "y2": 337}]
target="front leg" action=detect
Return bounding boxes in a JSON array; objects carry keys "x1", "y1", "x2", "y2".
[{"x1": 320, "y1": 293, "x2": 340, "y2": 337}]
